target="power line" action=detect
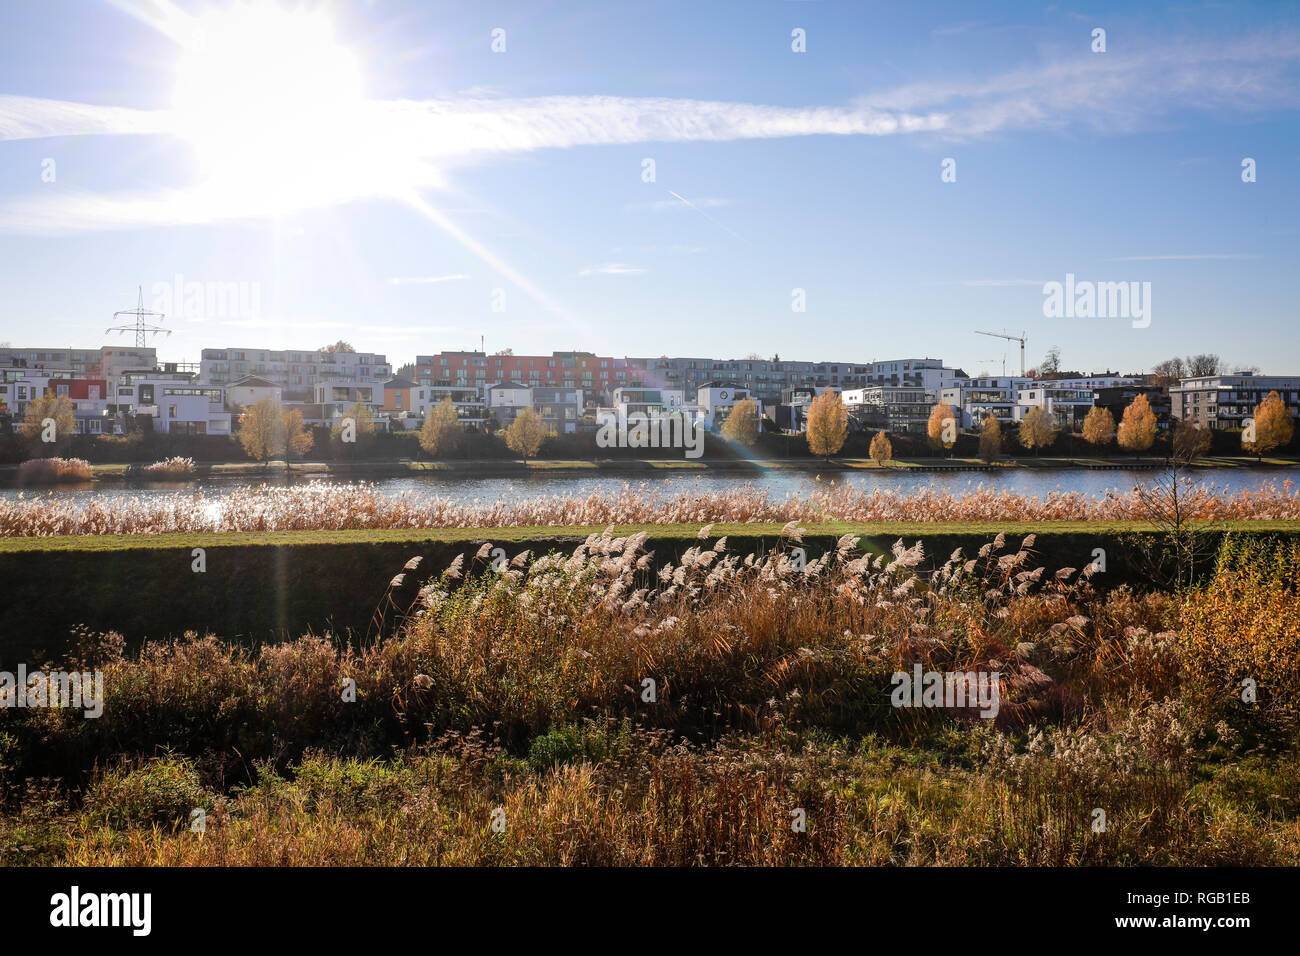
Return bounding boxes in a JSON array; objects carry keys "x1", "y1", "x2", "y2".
[{"x1": 106, "y1": 286, "x2": 170, "y2": 348}]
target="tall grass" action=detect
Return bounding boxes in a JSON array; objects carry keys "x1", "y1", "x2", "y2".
[
  {"x1": 4, "y1": 530, "x2": 1297, "y2": 865},
  {"x1": 141, "y1": 457, "x2": 196, "y2": 478},
  {"x1": 3, "y1": 477, "x2": 1298, "y2": 536},
  {"x1": 14, "y1": 457, "x2": 93, "y2": 485}
]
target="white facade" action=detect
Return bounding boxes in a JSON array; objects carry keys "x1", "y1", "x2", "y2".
[
  {"x1": 696, "y1": 385, "x2": 763, "y2": 430},
  {"x1": 226, "y1": 376, "x2": 283, "y2": 410},
  {"x1": 118, "y1": 372, "x2": 231, "y2": 435}
]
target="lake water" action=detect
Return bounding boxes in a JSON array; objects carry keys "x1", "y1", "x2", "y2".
[{"x1": 3, "y1": 466, "x2": 1296, "y2": 507}]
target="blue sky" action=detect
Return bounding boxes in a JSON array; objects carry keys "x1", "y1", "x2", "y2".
[{"x1": 0, "y1": 0, "x2": 1297, "y2": 375}]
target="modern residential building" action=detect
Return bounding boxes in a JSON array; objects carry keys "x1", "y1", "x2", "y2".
[
  {"x1": 310, "y1": 382, "x2": 382, "y2": 425},
  {"x1": 381, "y1": 376, "x2": 417, "y2": 417},
  {"x1": 841, "y1": 385, "x2": 933, "y2": 434},
  {"x1": 1170, "y1": 374, "x2": 1300, "y2": 429},
  {"x1": 415, "y1": 351, "x2": 633, "y2": 402},
  {"x1": 225, "y1": 374, "x2": 282, "y2": 410},
  {"x1": 628, "y1": 356, "x2": 961, "y2": 406},
  {"x1": 483, "y1": 382, "x2": 534, "y2": 428},
  {"x1": 1014, "y1": 385, "x2": 1097, "y2": 430},
  {"x1": 941, "y1": 377, "x2": 1033, "y2": 427},
  {"x1": 0, "y1": 345, "x2": 158, "y2": 386},
  {"x1": 413, "y1": 385, "x2": 488, "y2": 427},
  {"x1": 531, "y1": 386, "x2": 584, "y2": 434},
  {"x1": 696, "y1": 383, "x2": 761, "y2": 430},
  {"x1": 115, "y1": 369, "x2": 231, "y2": 435},
  {"x1": 199, "y1": 347, "x2": 391, "y2": 404},
  {"x1": 596, "y1": 386, "x2": 694, "y2": 431},
  {"x1": 5, "y1": 375, "x2": 112, "y2": 434}
]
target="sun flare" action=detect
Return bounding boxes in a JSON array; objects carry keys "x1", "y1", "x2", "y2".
[{"x1": 170, "y1": 4, "x2": 372, "y2": 211}]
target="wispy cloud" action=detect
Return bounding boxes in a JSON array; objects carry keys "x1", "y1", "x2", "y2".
[
  {"x1": 2, "y1": 32, "x2": 1297, "y2": 235},
  {"x1": 387, "y1": 274, "x2": 470, "y2": 284},
  {"x1": 1104, "y1": 254, "x2": 1262, "y2": 261},
  {"x1": 856, "y1": 33, "x2": 1300, "y2": 137},
  {"x1": 960, "y1": 278, "x2": 1049, "y2": 287},
  {"x1": 579, "y1": 263, "x2": 647, "y2": 277}
]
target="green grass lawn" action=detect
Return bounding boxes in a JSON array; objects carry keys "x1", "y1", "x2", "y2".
[{"x1": 5, "y1": 518, "x2": 1300, "y2": 553}]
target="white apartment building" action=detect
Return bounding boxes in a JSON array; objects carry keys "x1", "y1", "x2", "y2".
[
  {"x1": 116, "y1": 370, "x2": 231, "y2": 435},
  {"x1": 200, "y1": 347, "x2": 391, "y2": 400},
  {"x1": 226, "y1": 375, "x2": 283, "y2": 410},
  {"x1": 484, "y1": 383, "x2": 533, "y2": 428},
  {"x1": 941, "y1": 377, "x2": 1033, "y2": 427},
  {"x1": 696, "y1": 384, "x2": 762, "y2": 430},
  {"x1": 0, "y1": 346, "x2": 158, "y2": 386}
]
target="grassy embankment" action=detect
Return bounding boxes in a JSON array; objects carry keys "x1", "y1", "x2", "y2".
[{"x1": 2, "y1": 524, "x2": 1298, "y2": 866}]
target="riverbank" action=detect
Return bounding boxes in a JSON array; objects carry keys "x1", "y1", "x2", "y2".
[{"x1": 3, "y1": 453, "x2": 1297, "y2": 484}]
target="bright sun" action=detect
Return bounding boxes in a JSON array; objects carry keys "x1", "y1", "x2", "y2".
[{"x1": 171, "y1": 5, "x2": 372, "y2": 212}]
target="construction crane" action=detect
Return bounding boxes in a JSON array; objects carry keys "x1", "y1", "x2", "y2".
[
  {"x1": 107, "y1": 286, "x2": 169, "y2": 348},
  {"x1": 975, "y1": 330, "x2": 1027, "y2": 377}
]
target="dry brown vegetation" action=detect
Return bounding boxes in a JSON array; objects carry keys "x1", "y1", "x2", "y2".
[
  {"x1": 2, "y1": 528, "x2": 1297, "y2": 866},
  {"x1": 3, "y1": 478, "x2": 1300, "y2": 536}
]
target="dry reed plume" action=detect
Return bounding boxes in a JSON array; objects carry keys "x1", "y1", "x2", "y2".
[{"x1": 3, "y1": 477, "x2": 1299, "y2": 536}]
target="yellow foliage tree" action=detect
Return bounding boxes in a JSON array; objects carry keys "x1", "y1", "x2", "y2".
[
  {"x1": 721, "y1": 398, "x2": 760, "y2": 446},
  {"x1": 238, "y1": 398, "x2": 282, "y2": 463},
  {"x1": 282, "y1": 407, "x2": 313, "y2": 462},
  {"x1": 1017, "y1": 407, "x2": 1058, "y2": 455},
  {"x1": 23, "y1": 391, "x2": 76, "y2": 455},
  {"x1": 927, "y1": 402, "x2": 958, "y2": 455},
  {"x1": 1243, "y1": 390, "x2": 1294, "y2": 459},
  {"x1": 805, "y1": 392, "x2": 847, "y2": 459},
  {"x1": 1117, "y1": 394, "x2": 1157, "y2": 455},
  {"x1": 419, "y1": 397, "x2": 462, "y2": 457},
  {"x1": 978, "y1": 413, "x2": 1002, "y2": 462},
  {"x1": 505, "y1": 406, "x2": 548, "y2": 462},
  {"x1": 1081, "y1": 405, "x2": 1115, "y2": 454},
  {"x1": 1173, "y1": 419, "x2": 1212, "y2": 463},
  {"x1": 868, "y1": 429, "x2": 892, "y2": 466}
]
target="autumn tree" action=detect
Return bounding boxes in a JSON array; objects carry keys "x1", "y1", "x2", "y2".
[
  {"x1": 1172, "y1": 419, "x2": 1212, "y2": 463},
  {"x1": 1081, "y1": 406, "x2": 1115, "y2": 456},
  {"x1": 927, "y1": 401, "x2": 958, "y2": 455},
  {"x1": 420, "y1": 397, "x2": 463, "y2": 457},
  {"x1": 505, "y1": 406, "x2": 548, "y2": 462},
  {"x1": 978, "y1": 414, "x2": 1002, "y2": 462},
  {"x1": 282, "y1": 407, "x2": 313, "y2": 463},
  {"x1": 805, "y1": 391, "x2": 847, "y2": 459},
  {"x1": 1117, "y1": 394, "x2": 1157, "y2": 456},
  {"x1": 721, "y1": 398, "x2": 760, "y2": 446},
  {"x1": 238, "y1": 398, "x2": 282, "y2": 463},
  {"x1": 1243, "y1": 390, "x2": 1294, "y2": 459},
  {"x1": 1017, "y1": 407, "x2": 1058, "y2": 455},
  {"x1": 23, "y1": 391, "x2": 76, "y2": 455},
  {"x1": 331, "y1": 402, "x2": 377, "y2": 456},
  {"x1": 319, "y1": 340, "x2": 356, "y2": 354},
  {"x1": 868, "y1": 430, "x2": 892, "y2": 466}
]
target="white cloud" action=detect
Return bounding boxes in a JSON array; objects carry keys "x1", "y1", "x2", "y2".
[
  {"x1": 387, "y1": 274, "x2": 471, "y2": 284},
  {"x1": 1104, "y1": 254, "x2": 1261, "y2": 261},
  {"x1": 579, "y1": 263, "x2": 647, "y2": 277}
]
